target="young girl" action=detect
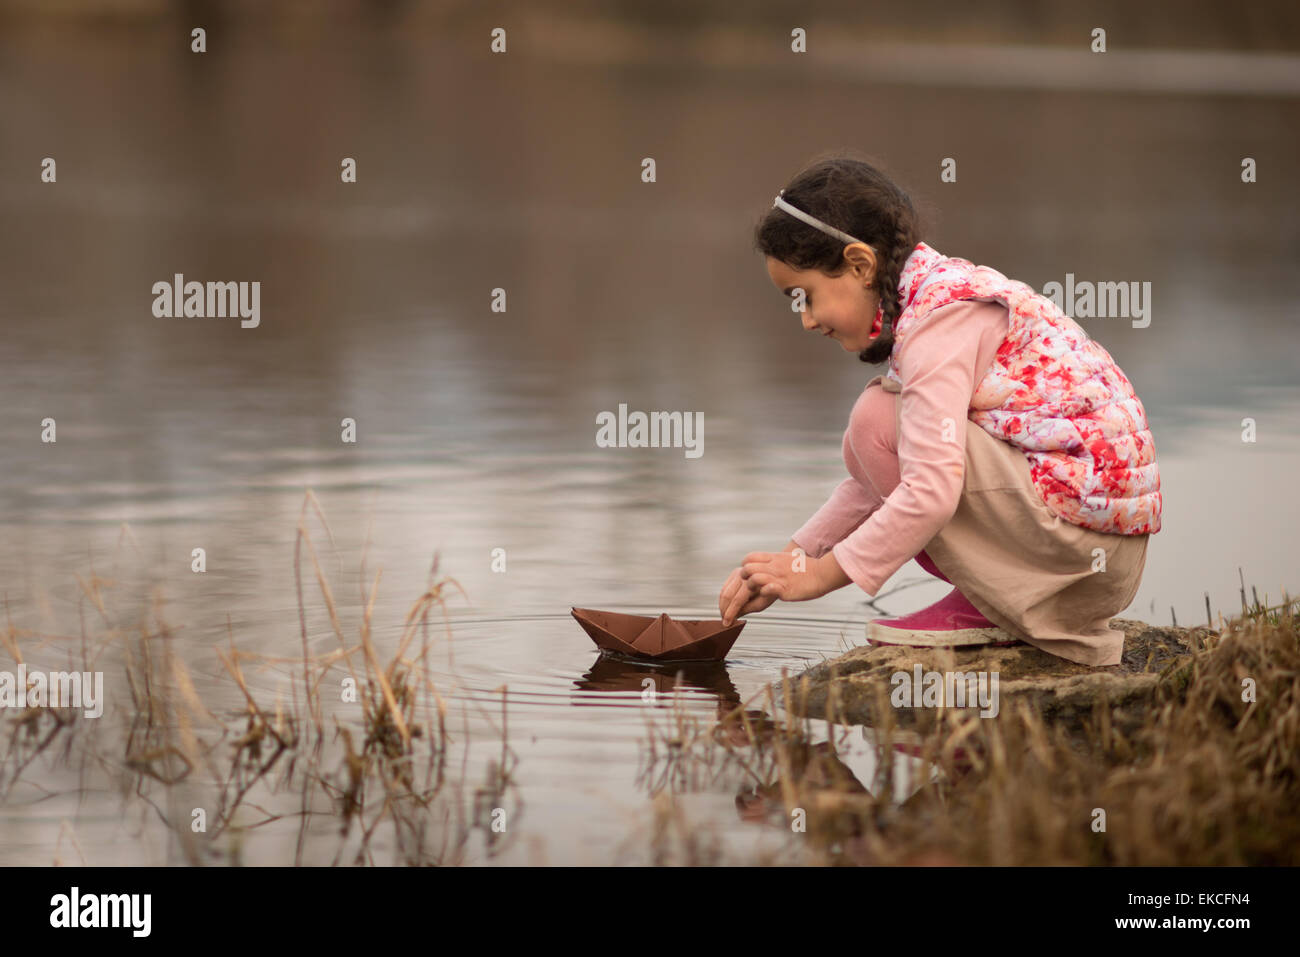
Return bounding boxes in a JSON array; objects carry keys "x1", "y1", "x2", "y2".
[{"x1": 717, "y1": 154, "x2": 1160, "y2": 667}]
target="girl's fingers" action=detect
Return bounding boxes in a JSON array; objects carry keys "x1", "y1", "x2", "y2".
[
  {"x1": 719, "y1": 578, "x2": 741, "y2": 616},
  {"x1": 719, "y1": 568, "x2": 746, "y2": 609},
  {"x1": 750, "y1": 577, "x2": 785, "y2": 599},
  {"x1": 739, "y1": 553, "x2": 776, "y2": 578},
  {"x1": 724, "y1": 574, "x2": 761, "y2": 622},
  {"x1": 725, "y1": 556, "x2": 787, "y2": 622},
  {"x1": 733, "y1": 589, "x2": 778, "y2": 620},
  {"x1": 723, "y1": 588, "x2": 748, "y2": 624}
]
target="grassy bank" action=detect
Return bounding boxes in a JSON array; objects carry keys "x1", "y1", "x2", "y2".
[{"x1": 663, "y1": 590, "x2": 1300, "y2": 865}]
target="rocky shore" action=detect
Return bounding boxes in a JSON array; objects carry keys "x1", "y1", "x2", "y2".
[{"x1": 774, "y1": 618, "x2": 1213, "y2": 743}]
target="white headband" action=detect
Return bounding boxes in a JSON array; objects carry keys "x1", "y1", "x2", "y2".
[{"x1": 772, "y1": 189, "x2": 866, "y2": 247}]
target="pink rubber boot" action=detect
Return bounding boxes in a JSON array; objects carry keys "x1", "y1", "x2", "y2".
[{"x1": 868, "y1": 551, "x2": 1023, "y2": 649}]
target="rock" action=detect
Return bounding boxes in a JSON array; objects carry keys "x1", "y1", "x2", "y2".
[{"x1": 772, "y1": 618, "x2": 1213, "y2": 740}]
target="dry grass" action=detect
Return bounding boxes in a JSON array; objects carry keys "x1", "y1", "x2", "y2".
[
  {"x1": 632, "y1": 590, "x2": 1300, "y2": 865},
  {"x1": 0, "y1": 491, "x2": 519, "y2": 866}
]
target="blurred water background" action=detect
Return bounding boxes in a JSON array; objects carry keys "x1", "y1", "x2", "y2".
[{"x1": 0, "y1": 0, "x2": 1296, "y2": 864}]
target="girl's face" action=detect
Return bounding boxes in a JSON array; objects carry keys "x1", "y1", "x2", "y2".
[{"x1": 765, "y1": 247, "x2": 881, "y2": 352}]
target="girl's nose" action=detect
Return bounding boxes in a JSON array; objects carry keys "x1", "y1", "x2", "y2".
[{"x1": 799, "y1": 310, "x2": 818, "y2": 332}]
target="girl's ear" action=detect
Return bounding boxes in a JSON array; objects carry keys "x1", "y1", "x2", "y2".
[{"x1": 844, "y1": 242, "x2": 878, "y2": 284}]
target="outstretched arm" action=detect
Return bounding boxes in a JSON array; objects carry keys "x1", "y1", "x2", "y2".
[
  {"x1": 829, "y1": 299, "x2": 1009, "y2": 595},
  {"x1": 739, "y1": 300, "x2": 1009, "y2": 603}
]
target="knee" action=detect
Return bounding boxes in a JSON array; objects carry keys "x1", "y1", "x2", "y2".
[
  {"x1": 852, "y1": 383, "x2": 898, "y2": 457},
  {"x1": 846, "y1": 383, "x2": 900, "y2": 492}
]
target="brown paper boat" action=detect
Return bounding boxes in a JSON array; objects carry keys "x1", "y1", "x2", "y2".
[{"x1": 571, "y1": 607, "x2": 746, "y2": 662}]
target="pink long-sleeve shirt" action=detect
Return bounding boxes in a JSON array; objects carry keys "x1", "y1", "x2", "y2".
[{"x1": 792, "y1": 299, "x2": 1011, "y2": 596}]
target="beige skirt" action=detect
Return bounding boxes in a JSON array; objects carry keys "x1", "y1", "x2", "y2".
[{"x1": 876, "y1": 375, "x2": 1148, "y2": 668}]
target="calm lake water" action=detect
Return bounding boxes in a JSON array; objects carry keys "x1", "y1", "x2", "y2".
[{"x1": 1, "y1": 17, "x2": 1297, "y2": 864}]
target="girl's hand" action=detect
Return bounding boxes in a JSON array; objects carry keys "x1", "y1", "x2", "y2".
[
  {"x1": 736, "y1": 551, "x2": 850, "y2": 609},
  {"x1": 718, "y1": 566, "x2": 778, "y2": 625}
]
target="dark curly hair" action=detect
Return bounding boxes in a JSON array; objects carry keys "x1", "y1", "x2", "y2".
[{"x1": 753, "y1": 151, "x2": 922, "y2": 364}]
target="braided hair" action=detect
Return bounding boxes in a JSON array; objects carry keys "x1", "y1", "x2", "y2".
[{"x1": 754, "y1": 151, "x2": 922, "y2": 365}]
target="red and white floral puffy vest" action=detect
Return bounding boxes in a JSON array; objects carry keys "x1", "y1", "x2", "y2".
[{"x1": 881, "y1": 242, "x2": 1161, "y2": 535}]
